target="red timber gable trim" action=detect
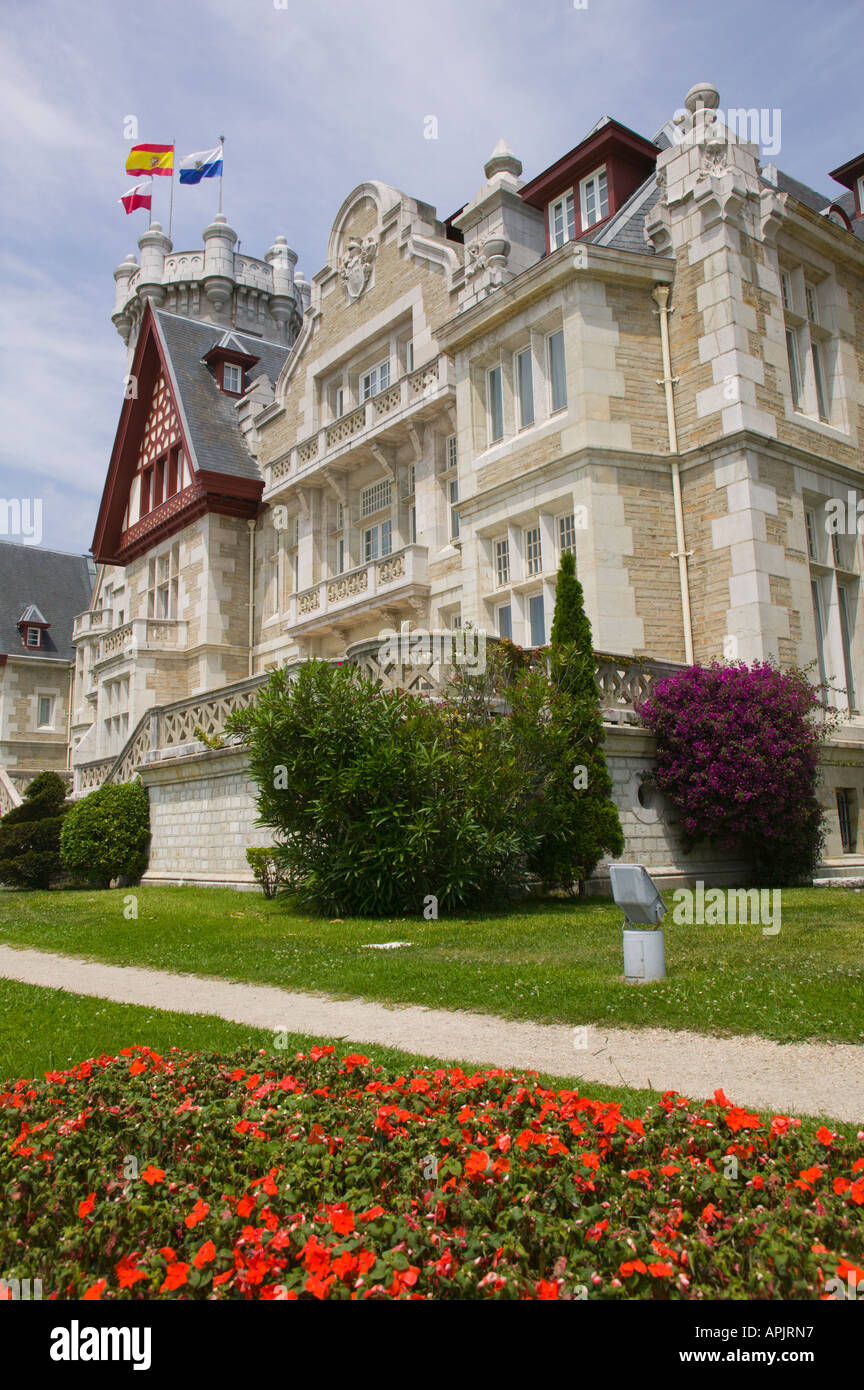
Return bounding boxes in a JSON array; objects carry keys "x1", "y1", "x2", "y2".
[
  {"x1": 520, "y1": 118, "x2": 659, "y2": 251},
  {"x1": 91, "y1": 301, "x2": 262, "y2": 565}
]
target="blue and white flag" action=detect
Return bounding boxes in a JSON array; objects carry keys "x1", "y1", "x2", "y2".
[{"x1": 178, "y1": 146, "x2": 223, "y2": 184}]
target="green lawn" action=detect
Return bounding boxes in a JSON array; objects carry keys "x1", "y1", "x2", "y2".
[
  {"x1": 1, "y1": 884, "x2": 862, "y2": 1045},
  {"x1": 0, "y1": 978, "x2": 659, "y2": 1114}
]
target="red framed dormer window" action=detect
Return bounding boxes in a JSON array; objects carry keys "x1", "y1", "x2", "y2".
[
  {"x1": 579, "y1": 166, "x2": 609, "y2": 228},
  {"x1": 17, "y1": 605, "x2": 50, "y2": 649},
  {"x1": 222, "y1": 362, "x2": 243, "y2": 394}
]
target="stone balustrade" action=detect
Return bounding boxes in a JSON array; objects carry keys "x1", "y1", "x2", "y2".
[
  {"x1": 291, "y1": 545, "x2": 428, "y2": 631},
  {"x1": 267, "y1": 355, "x2": 452, "y2": 488}
]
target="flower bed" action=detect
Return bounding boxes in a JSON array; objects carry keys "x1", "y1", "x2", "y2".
[{"x1": 1, "y1": 1046, "x2": 862, "y2": 1300}]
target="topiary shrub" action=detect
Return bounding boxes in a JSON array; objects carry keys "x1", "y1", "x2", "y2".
[
  {"x1": 637, "y1": 661, "x2": 831, "y2": 885},
  {"x1": 0, "y1": 770, "x2": 69, "y2": 889},
  {"x1": 60, "y1": 780, "x2": 151, "y2": 889}
]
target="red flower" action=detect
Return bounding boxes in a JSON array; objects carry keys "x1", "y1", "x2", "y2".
[
  {"x1": 160, "y1": 1262, "x2": 189, "y2": 1292},
  {"x1": 185, "y1": 1198, "x2": 210, "y2": 1229},
  {"x1": 116, "y1": 1254, "x2": 148, "y2": 1288},
  {"x1": 535, "y1": 1279, "x2": 559, "y2": 1299},
  {"x1": 465, "y1": 1151, "x2": 489, "y2": 1179},
  {"x1": 141, "y1": 1165, "x2": 165, "y2": 1186},
  {"x1": 237, "y1": 1193, "x2": 257, "y2": 1218},
  {"x1": 647, "y1": 1262, "x2": 674, "y2": 1278},
  {"x1": 78, "y1": 1193, "x2": 96, "y2": 1219},
  {"x1": 193, "y1": 1240, "x2": 216, "y2": 1270},
  {"x1": 82, "y1": 1279, "x2": 106, "y2": 1300},
  {"x1": 815, "y1": 1126, "x2": 835, "y2": 1146},
  {"x1": 358, "y1": 1205, "x2": 385, "y2": 1223},
  {"x1": 620, "y1": 1260, "x2": 648, "y2": 1278},
  {"x1": 702, "y1": 1203, "x2": 720, "y2": 1223},
  {"x1": 325, "y1": 1203, "x2": 355, "y2": 1236}
]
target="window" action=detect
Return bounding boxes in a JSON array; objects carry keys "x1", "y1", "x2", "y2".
[
  {"x1": 812, "y1": 342, "x2": 829, "y2": 422},
  {"x1": 525, "y1": 526, "x2": 542, "y2": 576},
  {"x1": 360, "y1": 359, "x2": 390, "y2": 401},
  {"x1": 364, "y1": 521, "x2": 392, "y2": 561},
  {"x1": 405, "y1": 341, "x2": 414, "y2": 373},
  {"x1": 785, "y1": 328, "x2": 803, "y2": 409},
  {"x1": 838, "y1": 583, "x2": 856, "y2": 710},
  {"x1": 494, "y1": 537, "x2": 510, "y2": 587},
  {"x1": 335, "y1": 386, "x2": 344, "y2": 418},
  {"x1": 811, "y1": 577, "x2": 828, "y2": 693},
  {"x1": 859, "y1": 176, "x2": 864, "y2": 215},
  {"x1": 446, "y1": 434, "x2": 458, "y2": 470},
  {"x1": 37, "y1": 696, "x2": 53, "y2": 728},
  {"x1": 805, "y1": 285, "x2": 818, "y2": 324},
  {"x1": 548, "y1": 331, "x2": 567, "y2": 413},
  {"x1": 449, "y1": 478, "x2": 460, "y2": 540},
  {"x1": 409, "y1": 504, "x2": 417, "y2": 544},
  {"x1": 528, "y1": 592, "x2": 545, "y2": 647},
  {"x1": 335, "y1": 536, "x2": 346, "y2": 574},
  {"x1": 25, "y1": 626, "x2": 41, "y2": 648},
  {"x1": 805, "y1": 509, "x2": 818, "y2": 561},
  {"x1": 580, "y1": 167, "x2": 609, "y2": 228},
  {"x1": 223, "y1": 363, "x2": 242, "y2": 394},
  {"x1": 487, "y1": 365, "x2": 504, "y2": 443},
  {"x1": 147, "y1": 544, "x2": 180, "y2": 619},
  {"x1": 836, "y1": 788, "x2": 857, "y2": 853},
  {"x1": 497, "y1": 603, "x2": 512, "y2": 640},
  {"x1": 780, "y1": 271, "x2": 793, "y2": 312},
  {"x1": 360, "y1": 479, "x2": 392, "y2": 517},
  {"x1": 548, "y1": 191, "x2": 575, "y2": 249},
  {"x1": 516, "y1": 347, "x2": 534, "y2": 428},
  {"x1": 559, "y1": 513, "x2": 577, "y2": 556}
]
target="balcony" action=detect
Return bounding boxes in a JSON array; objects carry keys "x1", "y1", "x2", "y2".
[
  {"x1": 266, "y1": 355, "x2": 454, "y2": 493},
  {"x1": 72, "y1": 608, "x2": 110, "y2": 641},
  {"x1": 287, "y1": 544, "x2": 429, "y2": 636},
  {"x1": 93, "y1": 619, "x2": 188, "y2": 667}
]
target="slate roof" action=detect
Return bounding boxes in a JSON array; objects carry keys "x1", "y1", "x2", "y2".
[
  {"x1": 0, "y1": 542, "x2": 94, "y2": 661},
  {"x1": 153, "y1": 310, "x2": 292, "y2": 483},
  {"x1": 765, "y1": 169, "x2": 864, "y2": 242}
]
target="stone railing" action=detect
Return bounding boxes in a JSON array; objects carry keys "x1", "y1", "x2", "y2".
[
  {"x1": 290, "y1": 545, "x2": 429, "y2": 629},
  {"x1": 267, "y1": 355, "x2": 452, "y2": 487},
  {"x1": 75, "y1": 758, "x2": 116, "y2": 795},
  {"x1": 72, "y1": 608, "x2": 110, "y2": 640},
  {"x1": 94, "y1": 619, "x2": 187, "y2": 665},
  {"x1": 72, "y1": 644, "x2": 684, "y2": 797},
  {"x1": 0, "y1": 764, "x2": 22, "y2": 816}
]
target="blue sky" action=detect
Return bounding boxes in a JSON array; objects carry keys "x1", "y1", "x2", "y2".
[{"x1": 1, "y1": 0, "x2": 861, "y2": 555}]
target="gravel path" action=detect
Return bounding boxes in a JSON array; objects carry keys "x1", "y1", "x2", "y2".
[{"x1": 1, "y1": 944, "x2": 862, "y2": 1123}]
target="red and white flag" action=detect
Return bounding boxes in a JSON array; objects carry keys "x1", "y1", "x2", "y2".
[{"x1": 119, "y1": 178, "x2": 153, "y2": 214}]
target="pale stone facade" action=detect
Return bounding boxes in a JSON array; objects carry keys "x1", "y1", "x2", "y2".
[{"x1": 56, "y1": 79, "x2": 864, "y2": 883}]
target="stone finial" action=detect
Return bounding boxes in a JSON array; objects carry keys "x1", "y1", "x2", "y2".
[
  {"x1": 484, "y1": 139, "x2": 522, "y2": 181},
  {"x1": 684, "y1": 82, "x2": 720, "y2": 114}
]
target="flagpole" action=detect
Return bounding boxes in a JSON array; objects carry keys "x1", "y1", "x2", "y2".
[
  {"x1": 168, "y1": 138, "x2": 176, "y2": 241},
  {"x1": 218, "y1": 134, "x2": 225, "y2": 215}
]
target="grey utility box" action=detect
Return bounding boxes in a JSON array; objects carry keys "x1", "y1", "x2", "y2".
[{"x1": 609, "y1": 863, "x2": 667, "y2": 984}]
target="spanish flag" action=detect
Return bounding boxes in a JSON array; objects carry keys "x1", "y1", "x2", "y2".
[{"x1": 125, "y1": 144, "x2": 174, "y2": 177}]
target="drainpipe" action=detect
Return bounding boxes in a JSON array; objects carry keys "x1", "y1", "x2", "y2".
[
  {"x1": 652, "y1": 284, "x2": 694, "y2": 666},
  {"x1": 66, "y1": 663, "x2": 74, "y2": 771},
  {"x1": 247, "y1": 519, "x2": 256, "y2": 677}
]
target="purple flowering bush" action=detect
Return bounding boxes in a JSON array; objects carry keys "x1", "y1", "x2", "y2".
[{"x1": 637, "y1": 662, "x2": 830, "y2": 884}]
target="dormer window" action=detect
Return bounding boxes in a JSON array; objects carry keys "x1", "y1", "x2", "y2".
[
  {"x1": 17, "y1": 603, "x2": 49, "y2": 650},
  {"x1": 548, "y1": 192, "x2": 575, "y2": 249},
  {"x1": 223, "y1": 362, "x2": 243, "y2": 394},
  {"x1": 858, "y1": 175, "x2": 864, "y2": 216},
  {"x1": 579, "y1": 167, "x2": 609, "y2": 227}
]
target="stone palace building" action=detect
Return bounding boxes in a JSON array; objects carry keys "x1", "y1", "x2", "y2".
[{"x1": 5, "y1": 80, "x2": 863, "y2": 888}]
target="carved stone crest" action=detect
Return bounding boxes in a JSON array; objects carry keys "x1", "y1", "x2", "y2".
[
  {"x1": 464, "y1": 241, "x2": 488, "y2": 278},
  {"x1": 339, "y1": 235, "x2": 378, "y2": 300}
]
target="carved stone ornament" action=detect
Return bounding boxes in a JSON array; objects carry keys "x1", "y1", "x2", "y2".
[
  {"x1": 338, "y1": 235, "x2": 378, "y2": 300},
  {"x1": 699, "y1": 148, "x2": 731, "y2": 180},
  {"x1": 464, "y1": 241, "x2": 488, "y2": 278}
]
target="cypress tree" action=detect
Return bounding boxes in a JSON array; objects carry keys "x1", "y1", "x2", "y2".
[
  {"x1": 530, "y1": 551, "x2": 624, "y2": 890},
  {"x1": 0, "y1": 770, "x2": 68, "y2": 889}
]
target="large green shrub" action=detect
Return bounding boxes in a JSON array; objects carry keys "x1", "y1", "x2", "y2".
[
  {"x1": 229, "y1": 659, "x2": 528, "y2": 916},
  {"x1": 0, "y1": 770, "x2": 68, "y2": 889},
  {"x1": 60, "y1": 780, "x2": 151, "y2": 889},
  {"x1": 229, "y1": 628, "x2": 625, "y2": 915}
]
